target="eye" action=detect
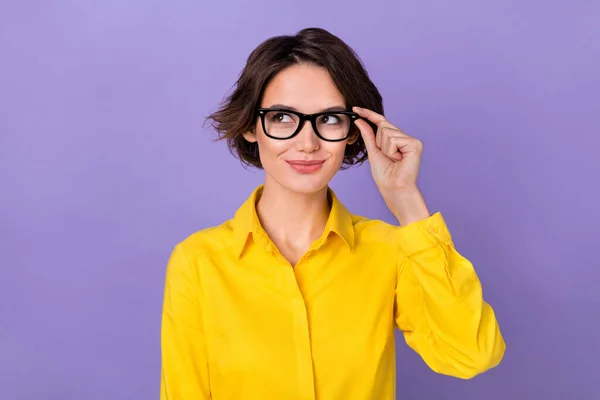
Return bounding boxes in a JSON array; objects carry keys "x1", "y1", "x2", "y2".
[
  {"x1": 319, "y1": 114, "x2": 341, "y2": 125},
  {"x1": 270, "y1": 112, "x2": 294, "y2": 123}
]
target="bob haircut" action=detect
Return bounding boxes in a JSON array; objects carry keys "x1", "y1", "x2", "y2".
[{"x1": 206, "y1": 27, "x2": 383, "y2": 169}]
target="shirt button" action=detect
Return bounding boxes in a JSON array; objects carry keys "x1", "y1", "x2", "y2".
[{"x1": 429, "y1": 225, "x2": 439, "y2": 234}]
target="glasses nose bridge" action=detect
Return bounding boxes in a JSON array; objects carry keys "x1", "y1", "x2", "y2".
[{"x1": 296, "y1": 113, "x2": 319, "y2": 138}]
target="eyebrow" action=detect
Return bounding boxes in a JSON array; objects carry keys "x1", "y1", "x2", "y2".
[{"x1": 267, "y1": 104, "x2": 347, "y2": 113}]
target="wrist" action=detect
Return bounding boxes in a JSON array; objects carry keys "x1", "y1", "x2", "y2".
[{"x1": 386, "y1": 187, "x2": 431, "y2": 226}]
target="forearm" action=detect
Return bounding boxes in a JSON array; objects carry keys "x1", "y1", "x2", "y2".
[
  {"x1": 407, "y1": 252, "x2": 505, "y2": 378},
  {"x1": 385, "y1": 186, "x2": 430, "y2": 227},
  {"x1": 394, "y1": 213, "x2": 506, "y2": 378}
]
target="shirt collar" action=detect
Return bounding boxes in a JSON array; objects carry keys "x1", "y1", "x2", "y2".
[{"x1": 231, "y1": 185, "x2": 355, "y2": 258}]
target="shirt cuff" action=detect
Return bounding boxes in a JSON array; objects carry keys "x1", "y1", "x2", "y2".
[{"x1": 394, "y1": 212, "x2": 452, "y2": 256}]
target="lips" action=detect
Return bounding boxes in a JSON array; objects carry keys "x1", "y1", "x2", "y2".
[
  {"x1": 286, "y1": 160, "x2": 325, "y2": 173},
  {"x1": 286, "y1": 160, "x2": 325, "y2": 166}
]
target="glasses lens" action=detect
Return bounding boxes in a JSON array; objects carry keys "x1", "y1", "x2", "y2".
[
  {"x1": 315, "y1": 113, "x2": 352, "y2": 141},
  {"x1": 263, "y1": 111, "x2": 300, "y2": 139}
]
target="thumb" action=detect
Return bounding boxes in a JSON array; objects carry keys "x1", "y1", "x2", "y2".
[{"x1": 354, "y1": 119, "x2": 379, "y2": 157}]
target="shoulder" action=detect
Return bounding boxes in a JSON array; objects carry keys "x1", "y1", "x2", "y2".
[
  {"x1": 174, "y1": 219, "x2": 235, "y2": 261},
  {"x1": 350, "y1": 213, "x2": 399, "y2": 244}
]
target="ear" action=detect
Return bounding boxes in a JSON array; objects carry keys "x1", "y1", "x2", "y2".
[
  {"x1": 347, "y1": 128, "x2": 360, "y2": 145},
  {"x1": 243, "y1": 131, "x2": 257, "y2": 143}
]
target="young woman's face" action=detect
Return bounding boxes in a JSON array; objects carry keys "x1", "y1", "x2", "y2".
[{"x1": 244, "y1": 64, "x2": 356, "y2": 195}]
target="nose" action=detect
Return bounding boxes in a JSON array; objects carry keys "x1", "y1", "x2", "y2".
[{"x1": 295, "y1": 120, "x2": 320, "y2": 153}]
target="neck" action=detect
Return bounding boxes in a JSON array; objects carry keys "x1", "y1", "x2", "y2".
[{"x1": 256, "y1": 176, "x2": 331, "y2": 249}]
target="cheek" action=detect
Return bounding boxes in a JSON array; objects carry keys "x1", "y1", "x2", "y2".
[
  {"x1": 322, "y1": 142, "x2": 347, "y2": 171},
  {"x1": 256, "y1": 134, "x2": 287, "y2": 164},
  {"x1": 326, "y1": 142, "x2": 348, "y2": 160}
]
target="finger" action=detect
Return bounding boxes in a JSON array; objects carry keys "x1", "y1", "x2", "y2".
[
  {"x1": 353, "y1": 118, "x2": 379, "y2": 157},
  {"x1": 353, "y1": 107, "x2": 410, "y2": 140},
  {"x1": 376, "y1": 126, "x2": 383, "y2": 149},
  {"x1": 382, "y1": 125, "x2": 409, "y2": 138},
  {"x1": 382, "y1": 133, "x2": 406, "y2": 161},
  {"x1": 375, "y1": 124, "x2": 410, "y2": 146},
  {"x1": 378, "y1": 126, "x2": 405, "y2": 150},
  {"x1": 387, "y1": 150, "x2": 404, "y2": 161},
  {"x1": 391, "y1": 136, "x2": 423, "y2": 157},
  {"x1": 353, "y1": 106, "x2": 387, "y2": 125},
  {"x1": 378, "y1": 127, "x2": 388, "y2": 152}
]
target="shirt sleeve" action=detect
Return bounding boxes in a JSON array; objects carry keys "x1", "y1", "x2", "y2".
[
  {"x1": 393, "y1": 212, "x2": 506, "y2": 379},
  {"x1": 160, "y1": 244, "x2": 211, "y2": 399}
]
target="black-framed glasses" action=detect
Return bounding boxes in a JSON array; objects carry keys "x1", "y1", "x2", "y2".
[{"x1": 256, "y1": 108, "x2": 361, "y2": 142}]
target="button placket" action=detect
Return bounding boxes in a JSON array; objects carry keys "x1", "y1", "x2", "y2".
[
  {"x1": 281, "y1": 259, "x2": 315, "y2": 399},
  {"x1": 291, "y1": 290, "x2": 315, "y2": 399}
]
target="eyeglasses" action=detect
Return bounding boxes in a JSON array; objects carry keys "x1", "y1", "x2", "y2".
[{"x1": 256, "y1": 108, "x2": 361, "y2": 142}]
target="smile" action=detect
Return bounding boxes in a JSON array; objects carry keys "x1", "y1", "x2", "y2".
[{"x1": 286, "y1": 160, "x2": 325, "y2": 174}]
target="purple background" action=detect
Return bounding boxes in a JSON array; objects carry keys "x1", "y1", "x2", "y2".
[{"x1": 1, "y1": 1, "x2": 599, "y2": 399}]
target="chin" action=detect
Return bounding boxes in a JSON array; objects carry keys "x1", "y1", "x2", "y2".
[
  {"x1": 273, "y1": 170, "x2": 333, "y2": 195},
  {"x1": 283, "y1": 176, "x2": 330, "y2": 195}
]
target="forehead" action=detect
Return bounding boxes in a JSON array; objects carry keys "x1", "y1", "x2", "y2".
[{"x1": 260, "y1": 64, "x2": 346, "y2": 112}]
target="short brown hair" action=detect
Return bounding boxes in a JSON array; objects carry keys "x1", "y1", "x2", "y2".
[{"x1": 206, "y1": 27, "x2": 383, "y2": 169}]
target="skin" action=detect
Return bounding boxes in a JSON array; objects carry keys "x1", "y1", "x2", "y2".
[{"x1": 243, "y1": 63, "x2": 430, "y2": 265}]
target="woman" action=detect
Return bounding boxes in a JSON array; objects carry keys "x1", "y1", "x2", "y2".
[{"x1": 160, "y1": 28, "x2": 505, "y2": 399}]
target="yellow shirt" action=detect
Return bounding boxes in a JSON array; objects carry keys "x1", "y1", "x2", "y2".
[{"x1": 160, "y1": 186, "x2": 505, "y2": 399}]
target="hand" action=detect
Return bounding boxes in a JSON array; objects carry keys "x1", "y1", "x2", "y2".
[
  {"x1": 353, "y1": 106, "x2": 423, "y2": 191},
  {"x1": 353, "y1": 106, "x2": 430, "y2": 225}
]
